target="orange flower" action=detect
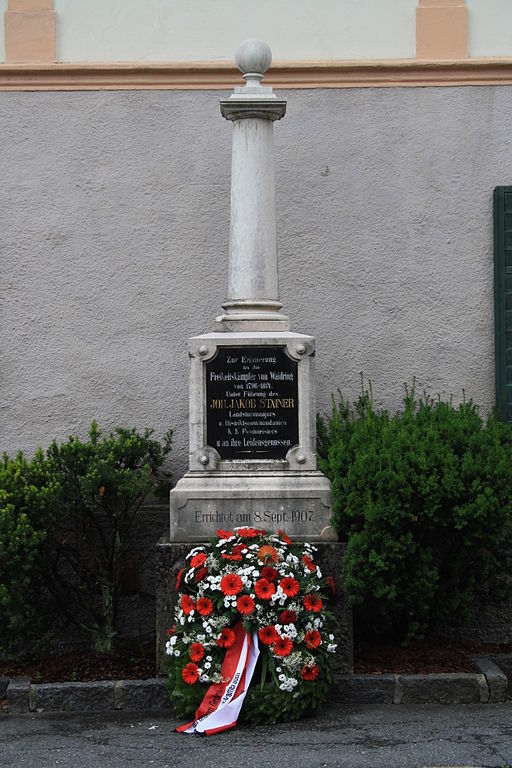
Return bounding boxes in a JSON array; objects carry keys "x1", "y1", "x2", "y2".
[
  {"x1": 182, "y1": 662, "x2": 199, "y2": 685},
  {"x1": 190, "y1": 642, "x2": 205, "y2": 662},
  {"x1": 190, "y1": 552, "x2": 206, "y2": 568},
  {"x1": 216, "y1": 628, "x2": 236, "y2": 649},
  {"x1": 303, "y1": 593, "x2": 323, "y2": 612},
  {"x1": 254, "y1": 578, "x2": 275, "y2": 601},
  {"x1": 257, "y1": 545, "x2": 279, "y2": 564},
  {"x1": 196, "y1": 597, "x2": 213, "y2": 616},
  {"x1": 305, "y1": 629, "x2": 322, "y2": 649},
  {"x1": 279, "y1": 577, "x2": 300, "y2": 598},
  {"x1": 181, "y1": 594, "x2": 195, "y2": 615},
  {"x1": 302, "y1": 554, "x2": 316, "y2": 572},
  {"x1": 258, "y1": 625, "x2": 279, "y2": 646},
  {"x1": 301, "y1": 664, "x2": 319, "y2": 681},
  {"x1": 236, "y1": 594, "x2": 255, "y2": 615},
  {"x1": 222, "y1": 553, "x2": 243, "y2": 562},
  {"x1": 273, "y1": 636, "x2": 293, "y2": 657},
  {"x1": 220, "y1": 573, "x2": 243, "y2": 596}
]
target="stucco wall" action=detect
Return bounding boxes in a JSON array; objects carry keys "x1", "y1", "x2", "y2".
[
  {"x1": 0, "y1": 86, "x2": 506, "y2": 478},
  {"x1": 54, "y1": 0, "x2": 418, "y2": 63},
  {"x1": 4, "y1": 1, "x2": 512, "y2": 64}
]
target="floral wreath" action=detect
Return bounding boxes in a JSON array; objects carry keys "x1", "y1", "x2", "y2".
[{"x1": 166, "y1": 527, "x2": 337, "y2": 728}]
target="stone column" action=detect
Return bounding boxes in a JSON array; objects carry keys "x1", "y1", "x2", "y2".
[{"x1": 216, "y1": 39, "x2": 289, "y2": 332}]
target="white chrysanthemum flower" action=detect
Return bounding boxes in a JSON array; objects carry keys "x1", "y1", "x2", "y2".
[
  {"x1": 313, "y1": 617, "x2": 323, "y2": 629},
  {"x1": 278, "y1": 674, "x2": 286, "y2": 682},
  {"x1": 174, "y1": 649, "x2": 181, "y2": 657},
  {"x1": 328, "y1": 634, "x2": 335, "y2": 641},
  {"x1": 204, "y1": 662, "x2": 211, "y2": 670},
  {"x1": 186, "y1": 546, "x2": 204, "y2": 559},
  {"x1": 327, "y1": 643, "x2": 337, "y2": 653}
]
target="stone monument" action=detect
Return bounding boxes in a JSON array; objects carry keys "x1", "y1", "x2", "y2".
[
  {"x1": 156, "y1": 40, "x2": 352, "y2": 675},
  {"x1": 169, "y1": 39, "x2": 335, "y2": 544}
]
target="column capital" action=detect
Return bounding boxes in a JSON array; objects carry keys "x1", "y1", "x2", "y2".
[{"x1": 220, "y1": 39, "x2": 287, "y2": 123}]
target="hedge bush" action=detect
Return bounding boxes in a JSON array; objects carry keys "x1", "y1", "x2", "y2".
[
  {"x1": 0, "y1": 422, "x2": 172, "y2": 658},
  {"x1": 318, "y1": 383, "x2": 512, "y2": 643}
]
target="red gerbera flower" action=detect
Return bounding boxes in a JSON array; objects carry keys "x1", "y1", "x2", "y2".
[
  {"x1": 216, "y1": 628, "x2": 236, "y2": 649},
  {"x1": 280, "y1": 609, "x2": 297, "y2": 625},
  {"x1": 182, "y1": 662, "x2": 199, "y2": 685},
  {"x1": 305, "y1": 629, "x2": 322, "y2": 649},
  {"x1": 196, "y1": 597, "x2": 213, "y2": 616},
  {"x1": 181, "y1": 594, "x2": 195, "y2": 615},
  {"x1": 261, "y1": 566, "x2": 278, "y2": 581},
  {"x1": 325, "y1": 575, "x2": 336, "y2": 595},
  {"x1": 254, "y1": 578, "x2": 276, "y2": 601},
  {"x1": 236, "y1": 594, "x2": 255, "y2": 615},
  {"x1": 190, "y1": 642, "x2": 205, "y2": 662},
  {"x1": 303, "y1": 593, "x2": 323, "y2": 612},
  {"x1": 279, "y1": 577, "x2": 300, "y2": 598},
  {"x1": 222, "y1": 553, "x2": 243, "y2": 561},
  {"x1": 220, "y1": 573, "x2": 243, "y2": 596},
  {"x1": 217, "y1": 529, "x2": 234, "y2": 540},
  {"x1": 302, "y1": 554, "x2": 316, "y2": 572},
  {"x1": 190, "y1": 552, "x2": 206, "y2": 569},
  {"x1": 167, "y1": 624, "x2": 176, "y2": 636},
  {"x1": 277, "y1": 529, "x2": 291, "y2": 545},
  {"x1": 236, "y1": 527, "x2": 257, "y2": 538},
  {"x1": 195, "y1": 567, "x2": 208, "y2": 583},
  {"x1": 258, "y1": 625, "x2": 279, "y2": 646},
  {"x1": 232, "y1": 543, "x2": 247, "y2": 556},
  {"x1": 273, "y1": 636, "x2": 293, "y2": 657},
  {"x1": 175, "y1": 568, "x2": 184, "y2": 592},
  {"x1": 301, "y1": 663, "x2": 319, "y2": 681}
]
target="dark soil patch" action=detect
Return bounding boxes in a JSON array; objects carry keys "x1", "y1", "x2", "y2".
[
  {"x1": 2, "y1": 639, "x2": 512, "y2": 683},
  {"x1": 354, "y1": 639, "x2": 512, "y2": 674},
  {"x1": 0, "y1": 641, "x2": 157, "y2": 683}
]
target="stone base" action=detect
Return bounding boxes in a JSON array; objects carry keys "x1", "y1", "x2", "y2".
[
  {"x1": 155, "y1": 539, "x2": 353, "y2": 676},
  {"x1": 169, "y1": 471, "x2": 335, "y2": 543}
]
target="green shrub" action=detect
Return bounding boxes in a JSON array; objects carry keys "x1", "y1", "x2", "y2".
[
  {"x1": 0, "y1": 450, "x2": 59, "y2": 658},
  {"x1": 318, "y1": 382, "x2": 512, "y2": 643},
  {"x1": 0, "y1": 422, "x2": 173, "y2": 657}
]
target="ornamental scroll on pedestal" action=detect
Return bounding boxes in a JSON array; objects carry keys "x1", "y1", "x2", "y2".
[{"x1": 169, "y1": 39, "x2": 335, "y2": 544}]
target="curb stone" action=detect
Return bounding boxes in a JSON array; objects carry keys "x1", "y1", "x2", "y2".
[
  {"x1": 2, "y1": 658, "x2": 510, "y2": 713},
  {"x1": 472, "y1": 657, "x2": 508, "y2": 703}
]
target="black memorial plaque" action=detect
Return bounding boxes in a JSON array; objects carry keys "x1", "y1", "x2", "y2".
[{"x1": 206, "y1": 346, "x2": 299, "y2": 460}]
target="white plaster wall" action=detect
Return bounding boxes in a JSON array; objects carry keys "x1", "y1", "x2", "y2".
[
  {"x1": 0, "y1": 0, "x2": 7, "y2": 62},
  {"x1": 0, "y1": 86, "x2": 506, "y2": 478},
  {"x1": 53, "y1": 0, "x2": 417, "y2": 62},
  {"x1": 2, "y1": 0, "x2": 512, "y2": 63},
  {"x1": 466, "y1": 0, "x2": 512, "y2": 58}
]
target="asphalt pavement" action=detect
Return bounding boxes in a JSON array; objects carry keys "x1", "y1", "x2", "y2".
[{"x1": 1, "y1": 702, "x2": 511, "y2": 768}]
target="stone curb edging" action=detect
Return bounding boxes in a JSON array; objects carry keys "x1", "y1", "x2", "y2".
[
  {"x1": 3, "y1": 657, "x2": 510, "y2": 714},
  {"x1": 5, "y1": 677, "x2": 172, "y2": 715}
]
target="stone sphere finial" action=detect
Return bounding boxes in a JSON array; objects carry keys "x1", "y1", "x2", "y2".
[{"x1": 235, "y1": 39, "x2": 272, "y2": 86}]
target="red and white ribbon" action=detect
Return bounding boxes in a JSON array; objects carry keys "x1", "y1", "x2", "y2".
[{"x1": 177, "y1": 621, "x2": 260, "y2": 736}]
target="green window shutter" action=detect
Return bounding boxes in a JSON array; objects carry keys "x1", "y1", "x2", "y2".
[{"x1": 494, "y1": 186, "x2": 512, "y2": 422}]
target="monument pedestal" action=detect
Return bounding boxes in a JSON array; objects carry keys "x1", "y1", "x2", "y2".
[{"x1": 170, "y1": 331, "x2": 336, "y2": 543}]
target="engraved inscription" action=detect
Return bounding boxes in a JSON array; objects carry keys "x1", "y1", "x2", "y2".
[{"x1": 206, "y1": 346, "x2": 299, "y2": 460}]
